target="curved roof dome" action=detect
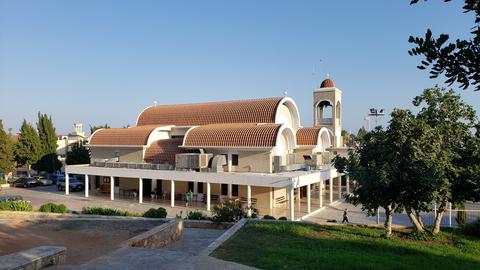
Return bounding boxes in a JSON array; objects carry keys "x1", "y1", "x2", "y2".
[
  {"x1": 144, "y1": 138, "x2": 185, "y2": 164},
  {"x1": 89, "y1": 125, "x2": 160, "y2": 146},
  {"x1": 320, "y1": 78, "x2": 335, "y2": 88},
  {"x1": 296, "y1": 127, "x2": 322, "y2": 146},
  {"x1": 136, "y1": 97, "x2": 283, "y2": 127},
  {"x1": 183, "y1": 123, "x2": 282, "y2": 148}
]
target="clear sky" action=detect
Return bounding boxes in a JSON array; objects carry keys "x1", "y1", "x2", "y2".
[{"x1": 0, "y1": 0, "x2": 478, "y2": 135}]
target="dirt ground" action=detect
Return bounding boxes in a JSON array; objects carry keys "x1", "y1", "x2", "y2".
[{"x1": 0, "y1": 219, "x2": 164, "y2": 265}]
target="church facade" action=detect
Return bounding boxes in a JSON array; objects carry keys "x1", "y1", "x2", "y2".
[{"x1": 65, "y1": 78, "x2": 349, "y2": 220}]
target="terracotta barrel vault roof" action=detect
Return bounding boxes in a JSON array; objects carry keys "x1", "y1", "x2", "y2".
[
  {"x1": 89, "y1": 125, "x2": 160, "y2": 146},
  {"x1": 320, "y1": 78, "x2": 335, "y2": 88},
  {"x1": 296, "y1": 127, "x2": 321, "y2": 146},
  {"x1": 183, "y1": 123, "x2": 282, "y2": 148},
  {"x1": 137, "y1": 97, "x2": 283, "y2": 126},
  {"x1": 144, "y1": 138, "x2": 185, "y2": 164}
]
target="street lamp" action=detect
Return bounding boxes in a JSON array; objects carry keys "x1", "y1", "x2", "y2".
[{"x1": 366, "y1": 108, "x2": 385, "y2": 131}]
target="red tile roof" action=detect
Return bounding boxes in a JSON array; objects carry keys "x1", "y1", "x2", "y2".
[
  {"x1": 183, "y1": 123, "x2": 281, "y2": 148},
  {"x1": 137, "y1": 97, "x2": 283, "y2": 126},
  {"x1": 296, "y1": 127, "x2": 321, "y2": 146},
  {"x1": 10, "y1": 135, "x2": 19, "y2": 142},
  {"x1": 320, "y1": 78, "x2": 335, "y2": 88},
  {"x1": 144, "y1": 138, "x2": 185, "y2": 164},
  {"x1": 89, "y1": 125, "x2": 159, "y2": 146}
]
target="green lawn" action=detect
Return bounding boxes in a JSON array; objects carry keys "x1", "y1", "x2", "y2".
[{"x1": 212, "y1": 221, "x2": 480, "y2": 270}]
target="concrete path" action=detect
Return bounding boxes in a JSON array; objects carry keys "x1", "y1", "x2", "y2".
[{"x1": 54, "y1": 228, "x2": 256, "y2": 270}]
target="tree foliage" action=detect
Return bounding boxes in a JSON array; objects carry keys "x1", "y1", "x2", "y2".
[
  {"x1": 409, "y1": 0, "x2": 480, "y2": 91},
  {"x1": 0, "y1": 120, "x2": 16, "y2": 176},
  {"x1": 14, "y1": 120, "x2": 42, "y2": 175},
  {"x1": 89, "y1": 124, "x2": 110, "y2": 135},
  {"x1": 35, "y1": 112, "x2": 61, "y2": 173},
  {"x1": 65, "y1": 142, "x2": 90, "y2": 165},
  {"x1": 336, "y1": 87, "x2": 479, "y2": 234}
]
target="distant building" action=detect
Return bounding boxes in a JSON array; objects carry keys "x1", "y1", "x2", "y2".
[
  {"x1": 66, "y1": 79, "x2": 350, "y2": 220},
  {"x1": 57, "y1": 123, "x2": 88, "y2": 171}
]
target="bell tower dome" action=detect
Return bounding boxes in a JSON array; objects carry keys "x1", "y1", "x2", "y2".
[{"x1": 313, "y1": 78, "x2": 342, "y2": 147}]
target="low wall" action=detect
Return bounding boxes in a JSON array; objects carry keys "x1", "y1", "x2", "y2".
[
  {"x1": 199, "y1": 219, "x2": 247, "y2": 256},
  {"x1": 127, "y1": 219, "x2": 183, "y2": 248},
  {"x1": 0, "y1": 246, "x2": 66, "y2": 270},
  {"x1": 184, "y1": 219, "x2": 234, "y2": 230},
  {"x1": 0, "y1": 211, "x2": 169, "y2": 221}
]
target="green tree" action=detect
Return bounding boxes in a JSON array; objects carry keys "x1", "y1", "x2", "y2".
[
  {"x1": 409, "y1": 0, "x2": 480, "y2": 91},
  {"x1": 89, "y1": 124, "x2": 110, "y2": 135},
  {"x1": 14, "y1": 120, "x2": 42, "y2": 176},
  {"x1": 0, "y1": 120, "x2": 16, "y2": 177},
  {"x1": 66, "y1": 142, "x2": 90, "y2": 165},
  {"x1": 334, "y1": 128, "x2": 400, "y2": 237},
  {"x1": 35, "y1": 113, "x2": 61, "y2": 173}
]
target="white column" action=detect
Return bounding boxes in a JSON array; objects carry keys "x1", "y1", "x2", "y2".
[
  {"x1": 338, "y1": 176, "x2": 342, "y2": 200},
  {"x1": 307, "y1": 184, "x2": 311, "y2": 213},
  {"x1": 346, "y1": 175, "x2": 350, "y2": 194},
  {"x1": 84, "y1": 174, "x2": 89, "y2": 198},
  {"x1": 65, "y1": 173, "x2": 69, "y2": 195},
  {"x1": 289, "y1": 186, "x2": 295, "y2": 220},
  {"x1": 227, "y1": 153, "x2": 232, "y2": 172},
  {"x1": 110, "y1": 176, "x2": 114, "y2": 200},
  {"x1": 247, "y1": 185, "x2": 252, "y2": 217},
  {"x1": 228, "y1": 184, "x2": 232, "y2": 198},
  {"x1": 319, "y1": 180, "x2": 323, "y2": 208},
  {"x1": 206, "y1": 182, "x2": 211, "y2": 211},
  {"x1": 170, "y1": 180, "x2": 175, "y2": 207},
  {"x1": 193, "y1": 182, "x2": 198, "y2": 194},
  {"x1": 139, "y1": 178, "x2": 143, "y2": 204},
  {"x1": 269, "y1": 188, "x2": 273, "y2": 209},
  {"x1": 329, "y1": 176, "x2": 333, "y2": 204},
  {"x1": 448, "y1": 202, "x2": 452, "y2": 228}
]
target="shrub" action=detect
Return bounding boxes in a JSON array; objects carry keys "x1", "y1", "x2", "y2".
[
  {"x1": 39, "y1": 203, "x2": 67, "y2": 213},
  {"x1": 463, "y1": 219, "x2": 480, "y2": 238},
  {"x1": 143, "y1": 207, "x2": 167, "y2": 218},
  {"x1": 212, "y1": 200, "x2": 246, "y2": 222},
  {"x1": 278, "y1": 216, "x2": 288, "y2": 221},
  {"x1": 81, "y1": 207, "x2": 137, "y2": 216},
  {"x1": 327, "y1": 219, "x2": 337, "y2": 223},
  {"x1": 0, "y1": 200, "x2": 32, "y2": 211},
  {"x1": 0, "y1": 179, "x2": 7, "y2": 185},
  {"x1": 188, "y1": 210, "x2": 206, "y2": 220},
  {"x1": 263, "y1": 215, "x2": 276, "y2": 220}
]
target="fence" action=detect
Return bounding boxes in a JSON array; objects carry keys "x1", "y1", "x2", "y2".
[{"x1": 410, "y1": 203, "x2": 480, "y2": 228}]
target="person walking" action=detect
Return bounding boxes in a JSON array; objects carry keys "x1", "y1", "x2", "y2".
[{"x1": 342, "y1": 208, "x2": 350, "y2": 224}]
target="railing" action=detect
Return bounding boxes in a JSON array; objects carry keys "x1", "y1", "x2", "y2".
[
  {"x1": 417, "y1": 208, "x2": 480, "y2": 228},
  {"x1": 91, "y1": 161, "x2": 174, "y2": 171}
]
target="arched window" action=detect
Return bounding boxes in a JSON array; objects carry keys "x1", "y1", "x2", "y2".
[
  {"x1": 316, "y1": 100, "x2": 333, "y2": 125},
  {"x1": 336, "y1": 101, "x2": 341, "y2": 120}
]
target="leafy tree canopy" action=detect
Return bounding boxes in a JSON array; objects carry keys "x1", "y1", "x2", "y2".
[
  {"x1": 89, "y1": 124, "x2": 110, "y2": 135},
  {"x1": 66, "y1": 142, "x2": 90, "y2": 165},
  {"x1": 14, "y1": 120, "x2": 42, "y2": 171},
  {"x1": 0, "y1": 120, "x2": 16, "y2": 175},
  {"x1": 35, "y1": 112, "x2": 61, "y2": 173},
  {"x1": 409, "y1": 0, "x2": 480, "y2": 91}
]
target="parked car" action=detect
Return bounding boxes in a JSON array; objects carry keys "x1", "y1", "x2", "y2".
[
  {"x1": 57, "y1": 177, "x2": 84, "y2": 191},
  {"x1": 13, "y1": 177, "x2": 40, "y2": 188},
  {"x1": 49, "y1": 173, "x2": 65, "y2": 185},
  {"x1": 35, "y1": 176, "x2": 53, "y2": 186}
]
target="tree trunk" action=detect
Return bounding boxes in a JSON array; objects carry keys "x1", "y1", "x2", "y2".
[
  {"x1": 384, "y1": 205, "x2": 393, "y2": 237},
  {"x1": 415, "y1": 210, "x2": 424, "y2": 228},
  {"x1": 406, "y1": 208, "x2": 425, "y2": 232},
  {"x1": 432, "y1": 201, "x2": 446, "y2": 234}
]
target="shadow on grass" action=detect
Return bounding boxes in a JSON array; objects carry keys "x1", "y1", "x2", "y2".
[{"x1": 212, "y1": 222, "x2": 480, "y2": 270}]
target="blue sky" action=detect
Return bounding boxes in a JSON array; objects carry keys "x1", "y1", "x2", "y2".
[{"x1": 0, "y1": 0, "x2": 478, "y2": 135}]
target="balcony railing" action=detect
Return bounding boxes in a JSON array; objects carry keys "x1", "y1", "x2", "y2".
[{"x1": 91, "y1": 161, "x2": 174, "y2": 170}]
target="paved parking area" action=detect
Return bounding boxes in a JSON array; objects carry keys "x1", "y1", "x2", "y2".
[{"x1": 0, "y1": 186, "x2": 202, "y2": 218}]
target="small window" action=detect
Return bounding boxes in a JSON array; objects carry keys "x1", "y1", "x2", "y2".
[
  {"x1": 232, "y1": 184, "x2": 239, "y2": 197},
  {"x1": 232, "y1": 154, "x2": 239, "y2": 166},
  {"x1": 221, "y1": 184, "x2": 228, "y2": 196}
]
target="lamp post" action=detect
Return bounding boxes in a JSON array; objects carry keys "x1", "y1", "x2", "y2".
[{"x1": 366, "y1": 108, "x2": 385, "y2": 131}]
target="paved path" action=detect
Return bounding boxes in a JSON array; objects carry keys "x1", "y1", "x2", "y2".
[{"x1": 54, "y1": 228, "x2": 256, "y2": 270}]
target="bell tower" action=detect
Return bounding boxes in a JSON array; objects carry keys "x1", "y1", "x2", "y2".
[{"x1": 313, "y1": 78, "x2": 342, "y2": 147}]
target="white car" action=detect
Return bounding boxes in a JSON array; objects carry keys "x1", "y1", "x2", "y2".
[{"x1": 36, "y1": 176, "x2": 53, "y2": 186}]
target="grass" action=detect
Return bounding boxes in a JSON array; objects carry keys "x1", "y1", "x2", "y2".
[{"x1": 212, "y1": 221, "x2": 480, "y2": 270}]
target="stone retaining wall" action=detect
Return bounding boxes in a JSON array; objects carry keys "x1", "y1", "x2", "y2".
[
  {"x1": 127, "y1": 219, "x2": 183, "y2": 248},
  {"x1": 0, "y1": 246, "x2": 66, "y2": 270}
]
